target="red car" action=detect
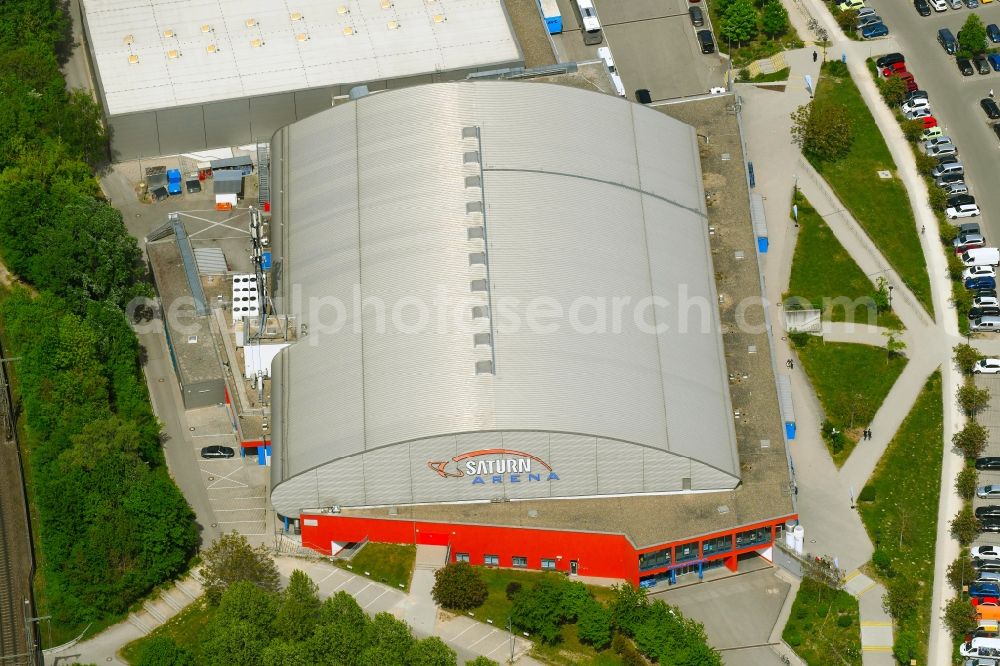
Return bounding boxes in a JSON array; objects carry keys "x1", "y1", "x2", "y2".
[
  {"x1": 919, "y1": 116, "x2": 938, "y2": 129},
  {"x1": 972, "y1": 596, "x2": 1000, "y2": 607},
  {"x1": 881, "y1": 62, "x2": 907, "y2": 77}
]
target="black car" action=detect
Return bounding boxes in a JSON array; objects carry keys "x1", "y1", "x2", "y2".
[
  {"x1": 635, "y1": 88, "x2": 652, "y2": 104},
  {"x1": 990, "y1": 23, "x2": 1000, "y2": 43},
  {"x1": 977, "y1": 288, "x2": 999, "y2": 299},
  {"x1": 697, "y1": 29, "x2": 715, "y2": 54},
  {"x1": 201, "y1": 445, "x2": 236, "y2": 459},
  {"x1": 978, "y1": 457, "x2": 1000, "y2": 471},
  {"x1": 970, "y1": 306, "x2": 1000, "y2": 319},
  {"x1": 949, "y1": 194, "x2": 976, "y2": 208},
  {"x1": 185, "y1": 179, "x2": 202, "y2": 194},
  {"x1": 937, "y1": 154, "x2": 959, "y2": 166},
  {"x1": 982, "y1": 517, "x2": 1000, "y2": 533},
  {"x1": 978, "y1": 505, "x2": 1000, "y2": 517},
  {"x1": 977, "y1": 54, "x2": 992, "y2": 75},
  {"x1": 876, "y1": 52, "x2": 905, "y2": 69},
  {"x1": 689, "y1": 6, "x2": 704, "y2": 26},
  {"x1": 914, "y1": 0, "x2": 931, "y2": 14},
  {"x1": 904, "y1": 90, "x2": 929, "y2": 103},
  {"x1": 983, "y1": 98, "x2": 1000, "y2": 119},
  {"x1": 151, "y1": 186, "x2": 169, "y2": 202},
  {"x1": 959, "y1": 57, "x2": 975, "y2": 76},
  {"x1": 994, "y1": 123, "x2": 1000, "y2": 142}
]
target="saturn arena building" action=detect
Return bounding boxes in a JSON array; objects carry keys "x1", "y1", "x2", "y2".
[{"x1": 268, "y1": 80, "x2": 795, "y2": 585}]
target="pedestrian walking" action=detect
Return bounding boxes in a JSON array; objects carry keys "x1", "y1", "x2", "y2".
[
  {"x1": 813, "y1": 51, "x2": 818, "y2": 63},
  {"x1": 991, "y1": 88, "x2": 995, "y2": 98},
  {"x1": 921, "y1": 225, "x2": 925, "y2": 235}
]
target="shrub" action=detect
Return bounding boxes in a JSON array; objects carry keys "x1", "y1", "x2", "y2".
[
  {"x1": 953, "y1": 421, "x2": 989, "y2": 459},
  {"x1": 943, "y1": 596, "x2": 978, "y2": 637},
  {"x1": 951, "y1": 506, "x2": 981, "y2": 546},
  {"x1": 928, "y1": 185, "x2": 948, "y2": 212},
  {"x1": 858, "y1": 485, "x2": 876, "y2": 502},
  {"x1": 947, "y1": 555, "x2": 977, "y2": 592},
  {"x1": 900, "y1": 118, "x2": 924, "y2": 141},
  {"x1": 893, "y1": 629, "x2": 918, "y2": 664},
  {"x1": 505, "y1": 581, "x2": 522, "y2": 601},
  {"x1": 836, "y1": 614, "x2": 853, "y2": 628},
  {"x1": 954, "y1": 343, "x2": 981, "y2": 375},
  {"x1": 431, "y1": 563, "x2": 487, "y2": 611},
  {"x1": 956, "y1": 466, "x2": 979, "y2": 501},
  {"x1": 882, "y1": 579, "x2": 917, "y2": 621},
  {"x1": 786, "y1": 631, "x2": 802, "y2": 647},
  {"x1": 871, "y1": 549, "x2": 894, "y2": 578},
  {"x1": 914, "y1": 152, "x2": 939, "y2": 175},
  {"x1": 957, "y1": 383, "x2": 991, "y2": 416},
  {"x1": 835, "y1": 8, "x2": 858, "y2": 31}
]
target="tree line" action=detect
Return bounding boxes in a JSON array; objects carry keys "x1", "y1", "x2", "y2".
[{"x1": 0, "y1": 0, "x2": 197, "y2": 632}]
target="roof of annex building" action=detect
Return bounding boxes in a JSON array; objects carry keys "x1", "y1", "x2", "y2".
[
  {"x1": 82, "y1": 0, "x2": 521, "y2": 116},
  {"x1": 270, "y1": 81, "x2": 741, "y2": 496}
]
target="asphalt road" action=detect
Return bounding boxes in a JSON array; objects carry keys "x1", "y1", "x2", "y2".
[{"x1": 864, "y1": 0, "x2": 1000, "y2": 241}]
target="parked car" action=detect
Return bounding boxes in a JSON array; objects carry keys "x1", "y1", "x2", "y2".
[
  {"x1": 970, "y1": 306, "x2": 1000, "y2": 319},
  {"x1": 948, "y1": 0, "x2": 963, "y2": 8},
  {"x1": 949, "y1": 203, "x2": 982, "y2": 219},
  {"x1": 905, "y1": 106, "x2": 933, "y2": 120},
  {"x1": 928, "y1": 142, "x2": 957, "y2": 157},
  {"x1": 954, "y1": 231, "x2": 985, "y2": 251},
  {"x1": 906, "y1": 90, "x2": 930, "y2": 104},
  {"x1": 960, "y1": 57, "x2": 976, "y2": 76},
  {"x1": 990, "y1": 23, "x2": 1000, "y2": 42},
  {"x1": 979, "y1": 485, "x2": 1000, "y2": 499},
  {"x1": 962, "y1": 248, "x2": 1000, "y2": 266},
  {"x1": 984, "y1": 98, "x2": 1000, "y2": 119},
  {"x1": 903, "y1": 97, "x2": 931, "y2": 112},
  {"x1": 938, "y1": 154, "x2": 960, "y2": 167},
  {"x1": 930, "y1": 0, "x2": 948, "y2": 8},
  {"x1": 965, "y1": 656, "x2": 1000, "y2": 666},
  {"x1": 918, "y1": 114, "x2": 937, "y2": 127},
  {"x1": 978, "y1": 504, "x2": 1000, "y2": 516},
  {"x1": 950, "y1": 194, "x2": 976, "y2": 208},
  {"x1": 857, "y1": 14, "x2": 882, "y2": 29},
  {"x1": 697, "y1": 29, "x2": 715, "y2": 53},
  {"x1": 914, "y1": 0, "x2": 932, "y2": 13},
  {"x1": 925, "y1": 134, "x2": 952, "y2": 150},
  {"x1": 922, "y1": 126, "x2": 944, "y2": 140},
  {"x1": 185, "y1": 179, "x2": 201, "y2": 194},
  {"x1": 964, "y1": 265, "x2": 997, "y2": 280},
  {"x1": 977, "y1": 454, "x2": 1000, "y2": 467},
  {"x1": 977, "y1": 54, "x2": 992, "y2": 75},
  {"x1": 973, "y1": 582, "x2": 1000, "y2": 598},
  {"x1": 990, "y1": 54, "x2": 1000, "y2": 71},
  {"x1": 975, "y1": 546, "x2": 1000, "y2": 562},
  {"x1": 940, "y1": 28, "x2": 959, "y2": 54},
  {"x1": 981, "y1": 519, "x2": 1000, "y2": 534},
  {"x1": 876, "y1": 52, "x2": 905, "y2": 68},
  {"x1": 933, "y1": 161, "x2": 964, "y2": 178},
  {"x1": 862, "y1": 22, "x2": 889, "y2": 38},
  {"x1": 993, "y1": 123, "x2": 1000, "y2": 142},
  {"x1": 689, "y1": 6, "x2": 704, "y2": 26},
  {"x1": 200, "y1": 445, "x2": 235, "y2": 459},
  {"x1": 635, "y1": 89, "x2": 652, "y2": 104},
  {"x1": 967, "y1": 275, "x2": 998, "y2": 290},
  {"x1": 960, "y1": 222, "x2": 983, "y2": 235},
  {"x1": 938, "y1": 171, "x2": 966, "y2": 186},
  {"x1": 967, "y1": 0, "x2": 981, "y2": 7},
  {"x1": 945, "y1": 181, "x2": 970, "y2": 196}
]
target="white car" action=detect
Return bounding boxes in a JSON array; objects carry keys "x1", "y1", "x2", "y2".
[
  {"x1": 930, "y1": 0, "x2": 948, "y2": 9},
  {"x1": 974, "y1": 358, "x2": 1000, "y2": 373},
  {"x1": 974, "y1": 296, "x2": 1000, "y2": 309},
  {"x1": 904, "y1": 98, "x2": 931, "y2": 114},
  {"x1": 964, "y1": 265, "x2": 997, "y2": 280},
  {"x1": 974, "y1": 545, "x2": 1000, "y2": 562},
  {"x1": 949, "y1": 203, "x2": 982, "y2": 219},
  {"x1": 857, "y1": 6, "x2": 877, "y2": 17},
  {"x1": 905, "y1": 106, "x2": 933, "y2": 120}
]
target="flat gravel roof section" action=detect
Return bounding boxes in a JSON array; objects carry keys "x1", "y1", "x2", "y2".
[{"x1": 83, "y1": 0, "x2": 521, "y2": 116}]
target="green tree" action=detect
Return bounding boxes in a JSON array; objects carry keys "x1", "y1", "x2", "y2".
[
  {"x1": 464, "y1": 658, "x2": 499, "y2": 666},
  {"x1": 510, "y1": 579, "x2": 567, "y2": 644},
  {"x1": 431, "y1": 563, "x2": 488, "y2": 611},
  {"x1": 307, "y1": 590, "x2": 370, "y2": 664},
  {"x1": 834, "y1": 8, "x2": 859, "y2": 32},
  {"x1": 790, "y1": 102, "x2": 854, "y2": 161},
  {"x1": 953, "y1": 421, "x2": 989, "y2": 459},
  {"x1": 950, "y1": 506, "x2": 981, "y2": 546},
  {"x1": 943, "y1": 595, "x2": 978, "y2": 637},
  {"x1": 261, "y1": 640, "x2": 313, "y2": 666},
  {"x1": 201, "y1": 532, "x2": 281, "y2": 605},
  {"x1": 136, "y1": 636, "x2": 194, "y2": 666},
  {"x1": 954, "y1": 343, "x2": 982, "y2": 374},
  {"x1": 362, "y1": 612, "x2": 414, "y2": 665},
  {"x1": 761, "y1": 1, "x2": 789, "y2": 38},
  {"x1": 881, "y1": 579, "x2": 917, "y2": 621},
  {"x1": 957, "y1": 466, "x2": 979, "y2": 501},
  {"x1": 609, "y1": 583, "x2": 650, "y2": 636},
  {"x1": 720, "y1": 0, "x2": 758, "y2": 46},
  {"x1": 274, "y1": 569, "x2": 322, "y2": 641},
  {"x1": 878, "y1": 75, "x2": 908, "y2": 108},
  {"x1": 202, "y1": 582, "x2": 279, "y2": 666},
  {"x1": 959, "y1": 14, "x2": 988, "y2": 56},
  {"x1": 957, "y1": 383, "x2": 991, "y2": 416},
  {"x1": 947, "y1": 555, "x2": 977, "y2": 592},
  {"x1": 633, "y1": 601, "x2": 721, "y2": 665},
  {"x1": 576, "y1": 598, "x2": 613, "y2": 650},
  {"x1": 883, "y1": 331, "x2": 906, "y2": 360},
  {"x1": 407, "y1": 636, "x2": 458, "y2": 666}
]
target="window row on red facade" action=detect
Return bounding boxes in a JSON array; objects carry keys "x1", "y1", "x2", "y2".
[
  {"x1": 637, "y1": 526, "x2": 775, "y2": 571},
  {"x1": 455, "y1": 552, "x2": 558, "y2": 569}
]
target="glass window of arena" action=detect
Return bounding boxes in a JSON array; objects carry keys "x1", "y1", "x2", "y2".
[
  {"x1": 541, "y1": 558, "x2": 556, "y2": 570},
  {"x1": 456, "y1": 553, "x2": 470, "y2": 563},
  {"x1": 638, "y1": 547, "x2": 671, "y2": 571},
  {"x1": 674, "y1": 541, "x2": 699, "y2": 563},
  {"x1": 701, "y1": 534, "x2": 732, "y2": 556},
  {"x1": 735, "y1": 526, "x2": 772, "y2": 549}
]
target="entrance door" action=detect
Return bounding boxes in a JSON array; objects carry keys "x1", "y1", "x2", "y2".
[{"x1": 570, "y1": 560, "x2": 578, "y2": 575}]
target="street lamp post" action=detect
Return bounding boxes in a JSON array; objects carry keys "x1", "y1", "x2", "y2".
[{"x1": 888, "y1": 285, "x2": 894, "y2": 310}]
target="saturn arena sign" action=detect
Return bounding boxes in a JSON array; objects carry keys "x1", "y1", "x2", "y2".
[{"x1": 427, "y1": 448, "x2": 560, "y2": 485}]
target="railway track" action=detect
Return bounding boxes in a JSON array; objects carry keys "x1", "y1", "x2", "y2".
[{"x1": 0, "y1": 487, "x2": 24, "y2": 662}]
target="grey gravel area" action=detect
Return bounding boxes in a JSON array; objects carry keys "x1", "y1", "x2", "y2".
[{"x1": 503, "y1": 0, "x2": 556, "y2": 69}]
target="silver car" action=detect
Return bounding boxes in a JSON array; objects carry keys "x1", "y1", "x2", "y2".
[
  {"x1": 928, "y1": 143, "x2": 958, "y2": 158},
  {"x1": 944, "y1": 181, "x2": 970, "y2": 196}
]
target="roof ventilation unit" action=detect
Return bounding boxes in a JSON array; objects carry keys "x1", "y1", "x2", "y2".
[
  {"x1": 342, "y1": 26, "x2": 355, "y2": 36},
  {"x1": 463, "y1": 151, "x2": 480, "y2": 165},
  {"x1": 473, "y1": 333, "x2": 492, "y2": 347},
  {"x1": 471, "y1": 306, "x2": 489, "y2": 319},
  {"x1": 250, "y1": 38, "x2": 264, "y2": 48},
  {"x1": 387, "y1": 20, "x2": 400, "y2": 30},
  {"x1": 433, "y1": 14, "x2": 446, "y2": 22},
  {"x1": 123, "y1": 34, "x2": 135, "y2": 45},
  {"x1": 466, "y1": 201, "x2": 483, "y2": 214},
  {"x1": 290, "y1": 11, "x2": 303, "y2": 21},
  {"x1": 245, "y1": 17, "x2": 257, "y2": 28},
  {"x1": 206, "y1": 44, "x2": 218, "y2": 53},
  {"x1": 470, "y1": 279, "x2": 489, "y2": 292},
  {"x1": 381, "y1": 0, "x2": 393, "y2": 7},
  {"x1": 167, "y1": 49, "x2": 180, "y2": 59},
  {"x1": 163, "y1": 29, "x2": 175, "y2": 38},
  {"x1": 467, "y1": 226, "x2": 485, "y2": 240},
  {"x1": 468, "y1": 252, "x2": 486, "y2": 266},
  {"x1": 337, "y1": 5, "x2": 350, "y2": 14},
  {"x1": 462, "y1": 126, "x2": 480, "y2": 139},
  {"x1": 475, "y1": 360, "x2": 494, "y2": 375},
  {"x1": 201, "y1": 24, "x2": 213, "y2": 33},
  {"x1": 296, "y1": 32, "x2": 309, "y2": 42},
  {"x1": 465, "y1": 176, "x2": 482, "y2": 188},
  {"x1": 128, "y1": 54, "x2": 140, "y2": 64}
]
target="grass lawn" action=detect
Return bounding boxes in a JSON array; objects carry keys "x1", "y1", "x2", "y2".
[
  {"x1": 468, "y1": 569, "x2": 621, "y2": 665},
  {"x1": 857, "y1": 371, "x2": 942, "y2": 664},
  {"x1": 741, "y1": 66, "x2": 791, "y2": 83},
  {"x1": 119, "y1": 596, "x2": 215, "y2": 664},
  {"x1": 336, "y1": 542, "x2": 416, "y2": 591},
  {"x1": 782, "y1": 578, "x2": 862, "y2": 666},
  {"x1": 810, "y1": 61, "x2": 932, "y2": 315},
  {"x1": 792, "y1": 336, "x2": 906, "y2": 464},
  {"x1": 785, "y1": 193, "x2": 902, "y2": 329}
]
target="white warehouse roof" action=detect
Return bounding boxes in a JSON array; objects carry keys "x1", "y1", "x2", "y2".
[
  {"x1": 82, "y1": 0, "x2": 521, "y2": 116},
  {"x1": 268, "y1": 81, "x2": 740, "y2": 515}
]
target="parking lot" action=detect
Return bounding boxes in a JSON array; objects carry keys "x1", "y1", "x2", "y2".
[
  {"x1": 551, "y1": 0, "x2": 726, "y2": 100},
  {"x1": 973, "y1": 374, "x2": 1000, "y2": 547},
  {"x1": 864, "y1": 0, "x2": 1000, "y2": 244}
]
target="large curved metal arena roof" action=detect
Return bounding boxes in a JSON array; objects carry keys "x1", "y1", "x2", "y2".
[{"x1": 268, "y1": 81, "x2": 740, "y2": 517}]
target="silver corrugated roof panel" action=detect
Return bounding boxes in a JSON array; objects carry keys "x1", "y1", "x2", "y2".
[{"x1": 269, "y1": 81, "x2": 740, "y2": 512}]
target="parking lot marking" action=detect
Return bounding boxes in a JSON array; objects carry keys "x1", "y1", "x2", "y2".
[
  {"x1": 319, "y1": 570, "x2": 340, "y2": 583},
  {"x1": 362, "y1": 589, "x2": 388, "y2": 610},
  {"x1": 215, "y1": 519, "x2": 266, "y2": 524},
  {"x1": 334, "y1": 577, "x2": 352, "y2": 591},
  {"x1": 469, "y1": 629, "x2": 498, "y2": 649},
  {"x1": 449, "y1": 625, "x2": 476, "y2": 641}
]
